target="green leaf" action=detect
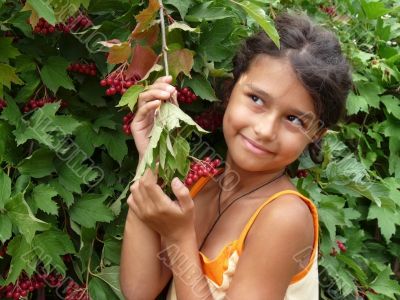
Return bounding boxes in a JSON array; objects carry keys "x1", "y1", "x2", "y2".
[
  {"x1": 346, "y1": 93, "x2": 369, "y2": 115},
  {"x1": 0, "y1": 63, "x2": 23, "y2": 95},
  {"x1": 135, "y1": 102, "x2": 208, "y2": 180},
  {"x1": 0, "y1": 38, "x2": 20, "y2": 63},
  {"x1": 134, "y1": 124, "x2": 163, "y2": 181},
  {"x1": 0, "y1": 120, "x2": 21, "y2": 164},
  {"x1": 50, "y1": 180, "x2": 74, "y2": 207},
  {"x1": 103, "y1": 238, "x2": 121, "y2": 265},
  {"x1": 27, "y1": 0, "x2": 56, "y2": 25},
  {"x1": 368, "y1": 204, "x2": 400, "y2": 242},
  {"x1": 32, "y1": 230, "x2": 75, "y2": 275},
  {"x1": 5, "y1": 235, "x2": 37, "y2": 285},
  {"x1": 173, "y1": 136, "x2": 190, "y2": 176},
  {"x1": 74, "y1": 123, "x2": 97, "y2": 156},
  {"x1": 9, "y1": 11, "x2": 32, "y2": 38},
  {"x1": 97, "y1": 130, "x2": 128, "y2": 164},
  {"x1": 336, "y1": 255, "x2": 368, "y2": 286},
  {"x1": 185, "y1": 2, "x2": 233, "y2": 22},
  {"x1": 168, "y1": 21, "x2": 199, "y2": 33},
  {"x1": 94, "y1": 266, "x2": 124, "y2": 299},
  {"x1": 318, "y1": 194, "x2": 346, "y2": 241},
  {"x1": 13, "y1": 102, "x2": 81, "y2": 147},
  {"x1": 0, "y1": 99, "x2": 22, "y2": 127},
  {"x1": 15, "y1": 78, "x2": 40, "y2": 103},
  {"x1": 164, "y1": 0, "x2": 192, "y2": 18},
  {"x1": 184, "y1": 74, "x2": 219, "y2": 102},
  {"x1": 369, "y1": 266, "x2": 400, "y2": 299},
  {"x1": 70, "y1": 194, "x2": 114, "y2": 228},
  {"x1": 0, "y1": 170, "x2": 11, "y2": 210},
  {"x1": 5, "y1": 193, "x2": 50, "y2": 243},
  {"x1": 32, "y1": 184, "x2": 59, "y2": 215},
  {"x1": 18, "y1": 148, "x2": 56, "y2": 178},
  {"x1": 40, "y1": 56, "x2": 75, "y2": 93},
  {"x1": 361, "y1": 0, "x2": 390, "y2": 19},
  {"x1": 159, "y1": 130, "x2": 168, "y2": 169},
  {"x1": 381, "y1": 95, "x2": 400, "y2": 119},
  {"x1": 52, "y1": 0, "x2": 88, "y2": 21},
  {"x1": 159, "y1": 102, "x2": 208, "y2": 133},
  {"x1": 116, "y1": 85, "x2": 145, "y2": 110},
  {"x1": 232, "y1": 1, "x2": 280, "y2": 48},
  {"x1": 0, "y1": 214, "x2": 12, "y2": 243},
  {"x1": 89, "y1": 277, "x2": 119, "y2": 300},
  {"x1": 388, "y1": 137, "x2": 400, "y2": 177}
]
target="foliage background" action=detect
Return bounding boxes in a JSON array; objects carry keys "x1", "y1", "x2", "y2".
[{"x1": 0, "y1": 0, "x2": 399, "y2": 299}]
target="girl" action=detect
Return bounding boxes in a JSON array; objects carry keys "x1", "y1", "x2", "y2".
[{"x1": 120, "y1": 12, "x2": 352, "y2": 300}]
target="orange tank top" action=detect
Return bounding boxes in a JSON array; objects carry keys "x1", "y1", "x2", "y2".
[{"x1": 167, "y1": 171, "x2": 320, "y2": 300}]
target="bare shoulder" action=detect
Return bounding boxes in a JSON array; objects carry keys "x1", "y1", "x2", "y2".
[
  {"x1": 224, "y1": 192, "x2": 315, "y2": 299},
  {"x1": 249, "y1": 192, "x2": 315, "y2": 247}
]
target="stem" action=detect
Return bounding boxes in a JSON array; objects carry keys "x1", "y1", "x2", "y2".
[{"x1": 158, "y1": 0, "x2": 169, "y2": 76}]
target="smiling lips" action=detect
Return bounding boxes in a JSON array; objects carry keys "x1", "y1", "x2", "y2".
[{"x1": 240, "y1": 134, "x2": 274, "y2": 155}]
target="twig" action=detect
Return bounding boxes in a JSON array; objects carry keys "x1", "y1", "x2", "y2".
[{"x1": 158, "y1": 0, "x2": 169, "y2": 76}]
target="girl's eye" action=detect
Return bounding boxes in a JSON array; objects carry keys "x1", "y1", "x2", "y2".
[
  {"x1": 250, "y1": 95, "x2": 264, "y2": 106},
  {"x1": 287, "y1": 115, "x2": 305, "y2": 127}
]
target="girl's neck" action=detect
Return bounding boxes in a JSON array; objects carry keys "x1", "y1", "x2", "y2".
[{"x1": 220, "y1": 153, "x2": 287, "y2": 197}]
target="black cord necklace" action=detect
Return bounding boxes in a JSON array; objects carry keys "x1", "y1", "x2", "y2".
[{"x1": 199, "y1": 170, "x2": 286, "y2": 251}]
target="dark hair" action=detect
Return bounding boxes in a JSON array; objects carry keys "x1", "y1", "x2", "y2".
[{"x1": 229, "y1": 12, "x2": 352, "y2": 130}]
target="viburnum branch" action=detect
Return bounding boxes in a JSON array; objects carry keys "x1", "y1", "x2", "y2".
[{"x1": 158, "y1": 0, "x2": 169, "y2": 76}]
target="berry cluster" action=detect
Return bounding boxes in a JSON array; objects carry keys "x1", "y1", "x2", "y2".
[
  {"x1": 23, "y1": 98, "x2": 68, "y2": 113},
  {"x1": 194, "y1": 109, "x2": 223, "y2": 132},
  {"x1": 122, "y1": 112, "x2": 135, "y2": 135},
  {"x1": 320, "y1": 5, "x2": 336, "y2": 17},
  {"x1": 0, "y1": 99, "x2": 7, "y2": 111},
  {"x1": 33, "y1": 15, "x2": 93, "y2": 35},
  {"x1": 56, "y1": 15, "x2": 93, "y2": 33},
  {"x1": 0, "y1": 272, "x2": 63, "y2": 300},
  {"x1": 67, "y1": 62, "x2": 97, "y2": 76},
  {"x1": 33, "y1": 18, "x2": 56, "y2": 35},
  {"x1": 184, "y1": 157, "x2": 221, "y2": 187},
  {"x1": 296, "y1": 169, "x2": 309, "y2": 178},
  {"x1": 100, "y1": 73, "x2": 141, "y2": 96},
  {"x1": 177, "y1": 87, "x2": 197, "y2": 104},
  {"x1": 65, "y1": 280, "x2": 89, "y2": 300}
]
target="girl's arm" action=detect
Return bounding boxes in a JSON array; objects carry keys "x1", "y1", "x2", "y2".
[{"x1": 120, "y1": 199, "x2": 172, "y2": 300}]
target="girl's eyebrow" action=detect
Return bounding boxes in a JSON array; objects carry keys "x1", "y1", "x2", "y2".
[
  {"x1": 244, "y1": 83, "x2": 273, "y2": 100},
  {"x1": 244, "y1": 83, "x2": 314, "y2": 119}
]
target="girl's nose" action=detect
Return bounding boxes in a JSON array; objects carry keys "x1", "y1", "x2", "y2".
[{"x1": 253, "y1": 112, "x2": 278, "y2": 141}]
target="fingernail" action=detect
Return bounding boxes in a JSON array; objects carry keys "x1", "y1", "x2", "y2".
[{"x1": 167, "y1": 86, "x2": 175, "y2": 93}]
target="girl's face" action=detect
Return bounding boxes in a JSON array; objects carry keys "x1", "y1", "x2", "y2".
[{"x1": 223, "y1": 54, "x2": 321, "y2": 173}]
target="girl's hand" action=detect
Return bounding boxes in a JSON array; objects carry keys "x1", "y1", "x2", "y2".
[
  {"x1": 131, "y1": 76, "x2": 177, "y2": 159},
  {"x1": 127, "y1": 169, "x2": 195, "y2": 242}
]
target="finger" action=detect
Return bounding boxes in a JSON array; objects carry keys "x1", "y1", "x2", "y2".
[
  {"x1": 132, "y1": 99, "x2": 161, "y2": 125},
  {"x1": 138, "y1": 89, "x2": 171, "y2": 106},
  {"x1": 171, "y1": 177, "x2": 194, "y2": 211},
  {"x1": 143, "y1": 168, "x2": 158, "y2": 184},
  {"x1": 150, "y1": 82, "x2": 176, "y2": 94},
  {"x1": 127, "y1": 193, "x2": 140, "y2": 216},
  {"x1": 154, "y1": 75, "x2": 173, "y2": 84},
  {"x1": 129, "y1": 181, "x2": 148, "y2": 215},
  {"x1": 170, "y1": 89, "x2": 178, "y2": 106}
]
